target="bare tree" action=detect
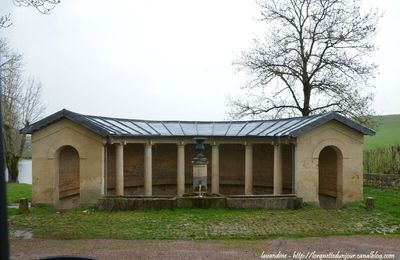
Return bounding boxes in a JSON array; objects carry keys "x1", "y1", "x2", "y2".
[
  {"x1": 0, "y1": 1, "x2": 58, "y2": 258},
  {"x1": 230, "y1": 0, "x2": 381, "y2": 125},
  {"x1": 0, "y1": 1, "x2": 57, "y2": 183},
  {"x1": 13, "y1": 0, "x2": 60, "y2": 14},
  {"x1": 0, "y1": 14, "x2": 12, "y2": 29},
  {"x1": 0, "y1": 0, "x2": 60, "y2": 29},
  {"x1": 0, "y1": 39, "x2": 45, "y2": 182}
]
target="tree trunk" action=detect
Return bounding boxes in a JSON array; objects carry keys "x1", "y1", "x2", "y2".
[
  {"x1": 6, "y1": 154, "x2": 20, "y2": 183},
  {"x1": 302, "y1": 83, "x2": 311, "y2": 116}
]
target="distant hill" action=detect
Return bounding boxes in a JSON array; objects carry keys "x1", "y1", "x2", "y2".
[{"x1": 364, "y1": 114, "x2": 400, "y2": 150}]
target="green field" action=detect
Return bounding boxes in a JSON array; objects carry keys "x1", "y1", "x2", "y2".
[
  {"x1": 6, "y1": 183, "x2": 32, "y2": 205},
  {"x1": 7, "y1": 184, "x2": 400, "y2": 240},
  {"x1": 364, "y1": 114, "x2": 400, "y2": 150}
]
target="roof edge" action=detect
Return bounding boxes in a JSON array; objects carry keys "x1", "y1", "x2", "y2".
[
  {"x1": 20, "y1": 109, "x2": 110, "y2": 136},
  {"x1": 20, "y1": 110, "x2": 376, "y2": 137},
  {"x1": 289, "y1": 112, "x2": 375, "y2": 137}
]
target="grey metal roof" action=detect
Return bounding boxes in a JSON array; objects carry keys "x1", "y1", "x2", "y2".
[{"x1": 20, "y1": 109, "x2": 375, "y2": 137}]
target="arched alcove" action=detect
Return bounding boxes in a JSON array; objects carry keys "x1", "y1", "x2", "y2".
[
  {"x1": 58, "y1": 145, "x2": 80, "y2": 209},
  {"x1": 318, "y1": 145, "x2": 343, "y2": 208}
]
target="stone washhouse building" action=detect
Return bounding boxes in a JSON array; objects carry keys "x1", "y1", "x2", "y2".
[{"x1": 21, "y1": 109, "x2": 374, "y2": 209}]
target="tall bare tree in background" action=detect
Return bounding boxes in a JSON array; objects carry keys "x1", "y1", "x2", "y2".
[
  {"x1": 0, "y1": 39, "x2": 45, "y2": 182},
  {"x1": 230, "y1": 0, "x2": 381, "y2": 126},
  {"x1": 0, "y1": 1, "x2": 58, "y2": 184}
]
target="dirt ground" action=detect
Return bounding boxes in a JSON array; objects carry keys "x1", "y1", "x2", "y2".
[{"x1": 10, "y1": 236, "x2": 400, "y2": 260}]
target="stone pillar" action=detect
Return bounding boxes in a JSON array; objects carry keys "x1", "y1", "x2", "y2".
[
  {"x1": 244, "y1": 143, "x2": 253, "y2": 195},
  {"x1": 144, "y1": 142, "x2": 153, "y2": 196},
  {"x1": 115, "y1": 143, "x2": 124, "y2": 196},
  {"x1": 211, "y1": 143, "x2": 219, "y2": 194},
  {"x1": 274, "y1": 143, "x2": 283, "y2": 195},
  {"x1": 177, "y1": 142, "x2": 185, "y2": 197}
]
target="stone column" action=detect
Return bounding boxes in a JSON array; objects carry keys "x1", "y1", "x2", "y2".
[
  {"x1": 177, "y1": 142, "x2": 185, "y2": 197},
  {"x1": 211, "y1": 143, "x2": 220, "y2": 194},
  {"x1": 115, "y1": 143, "x2": 124, "y2": 196},
  {"x1": 274, "y1": 143, "x2": 283, "y2": 195},
  {"x1": 244, "y1": 143, "x2": 253, "y2": 195},
  {"x1": 144, "y1": 142, "x2": 153, "y2": 196}
]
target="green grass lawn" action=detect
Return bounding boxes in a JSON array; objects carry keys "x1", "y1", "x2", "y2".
[
  {"x1": 7, "y1": 184, "x2": 400, "y2": 240},
  {"x1": 6, "y1": 183, "x2": 32, "y2": 204},
  {"x1": 362, "y1": 186, "x2": 400, "y2": 219},
  {"x1": 364, "y1": 114, "x2": 400, "y2": 150}
]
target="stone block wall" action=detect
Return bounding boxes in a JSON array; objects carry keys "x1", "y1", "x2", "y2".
[{"x1": 364, "y1": 173, "x2": 400, "y2": 190}]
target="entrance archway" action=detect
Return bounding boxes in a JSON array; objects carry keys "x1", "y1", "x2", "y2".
[
  {"x1": 318, "y1": 146, "x2": 343, "y2": 208},
  {"x1": 58, "y1": 146, "x2": 80, "y2": 209}
]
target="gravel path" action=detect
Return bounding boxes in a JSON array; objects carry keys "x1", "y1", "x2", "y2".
[{"x1": 10, "y1": 236, "x2": 400, "y2": 260}]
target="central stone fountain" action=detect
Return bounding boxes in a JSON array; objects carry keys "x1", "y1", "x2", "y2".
[
  {"x1": 176, "y1": 137, "x2": 226, "y2": 208},
  {"x1": 192, "y1": 137, "x2": 208, "y2": 196}
]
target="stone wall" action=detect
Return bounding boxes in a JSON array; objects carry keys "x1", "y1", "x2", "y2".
[
  {"x1": 295, "y1": 120, "x2": 364, "y2": 204},
  {"x1": 364, "y1": 173, "x2": 400, "y2": 190},
  {"x1": 31, "y1": 118, "x2": 105, "y2": 206}
]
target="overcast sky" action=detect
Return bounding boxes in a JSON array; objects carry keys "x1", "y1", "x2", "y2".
[{"x1": 1, "y1": 0, "x2": 399, "y2": 121}]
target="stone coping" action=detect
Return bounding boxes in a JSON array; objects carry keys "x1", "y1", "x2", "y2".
[
  {"x1": 97, "y1": 194, "x2": 303, "y2": 210},
  {"x1": 102, "y1": 194, "x2": 297, "y2": 199},
  {"x1": 226, "y1": 194, "x2": 296, "y2": 198},
  {"x1": 103, "y1": 195, "x2": 175, "y2": 199}
]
